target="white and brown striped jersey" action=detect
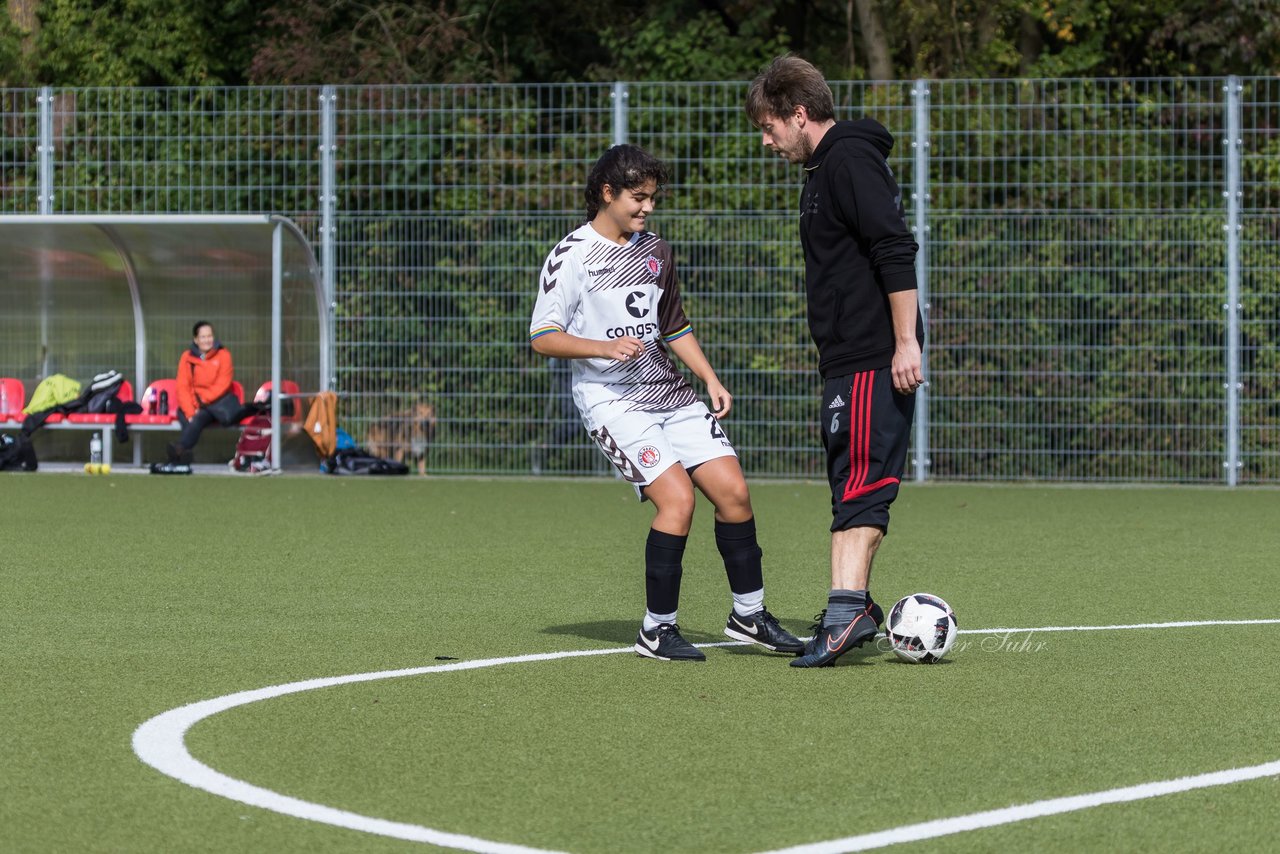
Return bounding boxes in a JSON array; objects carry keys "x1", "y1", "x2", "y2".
[{"x1": 530, "y1": 223, "x2": 699, "y2": 427}]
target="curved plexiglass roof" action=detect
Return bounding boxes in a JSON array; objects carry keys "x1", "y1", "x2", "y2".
[{"x1": 0, "y1": 215, "x2": 326, "y2": 402}]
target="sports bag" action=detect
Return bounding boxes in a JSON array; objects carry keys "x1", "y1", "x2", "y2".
[
  {"x1": 83, "y1": 370, "x2": 125, "y2": 414},
  {"x1": 231, "y1": 414, "x2": 273, "y2": 473},
  {"x1": 326, "y1": 447, "x2": 409, "y2": 476}
]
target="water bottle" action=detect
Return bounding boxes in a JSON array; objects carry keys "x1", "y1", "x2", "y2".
[
  {"x1": 90, "y1": 433, "x2": 103, "y2": 465},
  {"x1": 0, "y1": 383, "x2": 8, "y2": 413},
  {"x1": 159, "y1": 390, "x2": 169, "y2": 415}
]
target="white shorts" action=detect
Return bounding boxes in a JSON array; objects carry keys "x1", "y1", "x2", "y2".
[{"x1": 586, "y1": 401, "x2": 737, "y2": 498}]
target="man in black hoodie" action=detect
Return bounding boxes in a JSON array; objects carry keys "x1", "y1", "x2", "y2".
[{"x1": 746, "y1": 55, "x2": 925, "y2": 668}]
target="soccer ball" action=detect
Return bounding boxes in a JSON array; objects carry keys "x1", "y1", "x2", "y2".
[{"x1": 886, "y1": 593, "x2": 958, "y2": 664}]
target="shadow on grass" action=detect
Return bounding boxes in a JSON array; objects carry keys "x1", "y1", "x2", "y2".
[
  {"x1": 542, "y1": 620, "x2": 721, "y2": 645},
  {"x1": 541, "y1": 620, "x2": 636, "y2": 644}
]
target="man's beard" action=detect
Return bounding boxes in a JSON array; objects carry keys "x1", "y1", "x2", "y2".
[{"x1": 787, "y1": 134, "x2": 814, "y2": 164}]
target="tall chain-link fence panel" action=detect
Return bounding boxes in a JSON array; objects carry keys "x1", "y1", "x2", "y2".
[
  {"x1": 329, "y1": 84, "x2": 613, "y2": 475},
  {"x1": 0, "y1": 90, "x2": 40, "y2": 213},
  {"x1": 1, "y1": 79, "x2": 1275, "y2": 482},
  {"x1": 33, "y1": 88, "x2": 324, "y2": 394},
  {"x1": 1239, "y1": 78, "x2": 1280, "y2": 483},
  {"x1": 926, "y1": 79, "x2": 1229, "y2": 481}
]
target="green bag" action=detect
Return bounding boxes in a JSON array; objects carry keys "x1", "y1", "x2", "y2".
[{"x1": 25, "y1": 373, "x2": 82, "y2": 412}]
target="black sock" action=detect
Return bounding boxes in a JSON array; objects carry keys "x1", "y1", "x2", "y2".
[
  {"x1": 823, "y1": 588, "x2": 868, "y2": 627},
  {"x1": 714, "y1": 517, "x2": 764, "y2": 595},
  {"x1": 645, "y1": 529, "x2": 687, "y2": 616}
]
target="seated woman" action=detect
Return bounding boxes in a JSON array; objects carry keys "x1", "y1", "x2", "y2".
[{"x1": 168, "y1": 321, "x2": 241, "y2": 463}]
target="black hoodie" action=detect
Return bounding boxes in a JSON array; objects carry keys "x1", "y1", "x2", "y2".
[{"x1": 799, "y1": 119, "x2": 923, "y2": 378}]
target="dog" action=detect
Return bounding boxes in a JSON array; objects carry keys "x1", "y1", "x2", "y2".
[{"x1": 364, "y1": 401, "x2": 437, "y2": 475}]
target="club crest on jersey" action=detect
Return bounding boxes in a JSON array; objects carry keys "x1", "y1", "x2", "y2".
[
  {"x1": 637, "y1": 445, "x2": 661, "y2": 468},
  {"x1": 645, "y1": 255, "x2": 662, "y2": 278}
]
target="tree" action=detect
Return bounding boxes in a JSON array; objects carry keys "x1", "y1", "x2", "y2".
[
  {"x1": 853, "y1": 0, "x2": 893, "y2": 80},
  {"x1": 593, "y1": 6, "x2": 788, "y2": 82},
  {"x1": 0, "y1": 0, "x2": 35, "y2": 83},
  {"x1": 246, "y1": 0, "x2": 788, "y2": 85},
  {"x1": 34, "y1": 0, "x2": 258, "y2": 86},
  {"x1": 877, "y1": 0, "x2": 1280, "y2": 79},
  {"x1": 1144, "y1": 0, "x2": 1280, "y2": 76},
  {"x1": 6, "y1": 0, "x2": 1279, "y2": 88},
  {"x1": 247, "y1": 0, "x2": 498, "y2": 84}
]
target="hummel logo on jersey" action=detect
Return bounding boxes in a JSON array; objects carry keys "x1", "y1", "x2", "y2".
[
  {"x1": 828, "y1": 395, "x2": 845, "y2": 409},
  {"x1": 729, "y1": 614, "x2": 759, "y2": 636},
  {"x1": 639, "y1": 630, "x2": 662, "y2": 651},
  {"x1": 541, "y1": 275, "x2": 556, "y2": 294},
  {"x1": 590, "y1": 426, "x2": 645, "y2": 484}
]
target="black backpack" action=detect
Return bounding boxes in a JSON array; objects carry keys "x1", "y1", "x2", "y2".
[{"x1": 0, "y1": 433, "x2": 38, "y2": 471}]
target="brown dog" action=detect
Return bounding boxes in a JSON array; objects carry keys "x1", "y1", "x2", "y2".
[{"x1": 364, "y1": 401, "x2": 437, "y2": 474}]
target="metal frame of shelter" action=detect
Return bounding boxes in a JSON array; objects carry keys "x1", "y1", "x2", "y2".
[{"x1": 0, "y1": 214, "x2": 329, "y2": 471}]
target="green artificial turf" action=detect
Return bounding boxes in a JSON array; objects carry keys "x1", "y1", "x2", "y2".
[{"x1": 2, "y1": 475, "x2": 1278, "y2": 853}]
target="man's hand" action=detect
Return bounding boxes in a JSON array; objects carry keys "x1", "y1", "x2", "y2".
[
  {"x1": 892, "y1": 339, "x2": 925, "y2": 395},
  {"x1": 600, "y1": 336, "x2": 644, "y2": 362}
]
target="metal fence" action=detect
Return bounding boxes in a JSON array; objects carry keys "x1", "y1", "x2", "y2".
[{"x1": 1, "y1": 78, "x2": 1275, "y2": 483}]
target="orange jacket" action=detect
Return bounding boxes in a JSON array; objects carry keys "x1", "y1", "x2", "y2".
[{"x1": 176, "y1": 343, "x2": 234, "y2": 418}]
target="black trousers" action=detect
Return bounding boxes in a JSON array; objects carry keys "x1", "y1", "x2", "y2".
[{"x1": 177, "y1": 407, "x2": 219, "y2": 450}]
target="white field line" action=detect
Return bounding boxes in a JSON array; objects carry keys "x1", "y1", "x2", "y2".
[
  {"x1": 752, "y1": 760, "x2": 1280, "y2": 854},
  {"x1": 132, "y1": 618, "x2": 1280, "y2": 853},
  {"x1": 956, "y1": 617, "x2": 1280, "y2": 635}
]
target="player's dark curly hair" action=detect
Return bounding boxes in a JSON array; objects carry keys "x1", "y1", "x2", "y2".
[{"x1": 584, "y1": 144, "x2": 669, "y2": 220}]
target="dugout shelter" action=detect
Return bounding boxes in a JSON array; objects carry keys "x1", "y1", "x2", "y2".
[{"x1": 0, "y1": 215, "x2": 328, "y2": 470}]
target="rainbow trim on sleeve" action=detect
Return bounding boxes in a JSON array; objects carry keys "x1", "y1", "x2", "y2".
[
  {"x1": 529, "y1": 326, "x2": 562, "y2": 341},
  {"x1": 662, "y1": 324, "x2": 693, "y2": 343}
]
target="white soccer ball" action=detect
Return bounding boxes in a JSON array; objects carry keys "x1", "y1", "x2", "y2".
[{"x1": 886, "y1": 593, "x2": 958, "y2": 664}]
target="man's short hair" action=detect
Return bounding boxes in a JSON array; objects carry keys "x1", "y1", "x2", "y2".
[
  {"x1": 584, "y1": 144, "x2": 669, "y2": 220},
  {"x1": 745, "y1": 55, "x2": 835, "y2": 126}
]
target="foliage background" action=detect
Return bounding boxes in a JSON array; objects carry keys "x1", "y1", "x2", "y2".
[{"x1": 2, "y1": 0, "x2": 1278, "y2": 87}]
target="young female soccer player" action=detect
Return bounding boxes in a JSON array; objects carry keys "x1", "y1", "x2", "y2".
[{"x1": 529, "y1": 144, "x2": 802, "y2": 661}]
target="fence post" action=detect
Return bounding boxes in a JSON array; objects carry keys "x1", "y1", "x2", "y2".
[
  {"x1": 320, "y1": 85, "x2": 337, "y2": 392},
  {"x1": 1224, "y1": 76, "x2": 1242, "y2": 486},
  {"x1": 37, "y1": 87, "x2": 53, "y2": 213},
  {"x1": 612, "y1": 82, "x2": 629, "y2": 145},
  {"x1": 37, "y1": 86, "x2": 54, "y2": 377},
  {"x1": 271, "y1": 222, "x2": 284, "y2": 471},
  {"x1": 912, "y1": 79, "x2": 931, "y2": 482}
]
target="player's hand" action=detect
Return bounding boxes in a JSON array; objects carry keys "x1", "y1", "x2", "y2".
[
  {"x1": 601, "y1": 336, "x2": 644, "y2": 363},
  {"x1": 892, "y1": 340, "x2": 925, "y2": 395},
  {"x1": 706, "y1": 379, "x2": 732, "y2": 418}
]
